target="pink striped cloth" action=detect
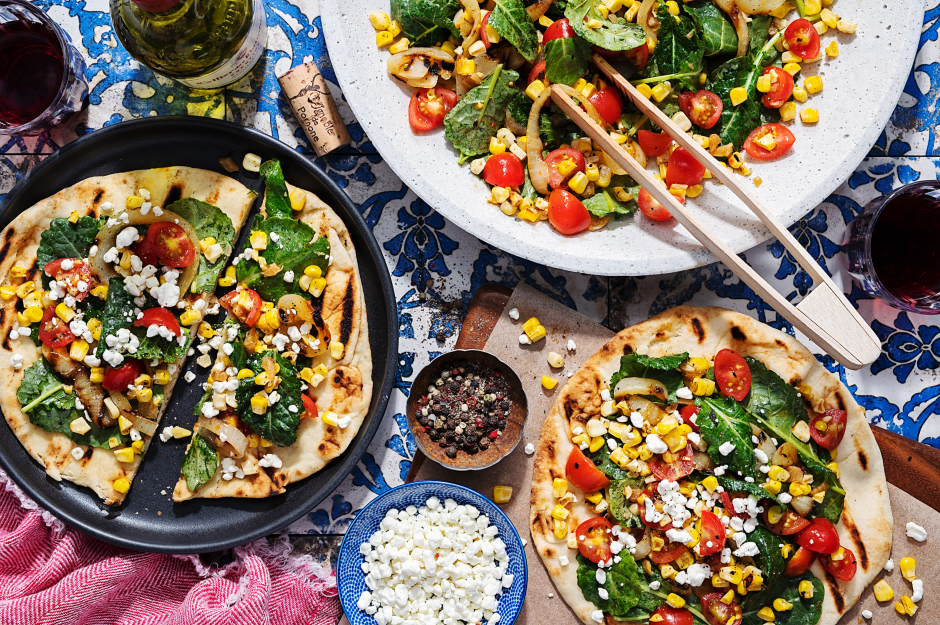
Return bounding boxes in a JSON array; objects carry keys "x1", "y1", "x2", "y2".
[{"x1": 0, "y1": 468, "x2": 341, "y2": 625}]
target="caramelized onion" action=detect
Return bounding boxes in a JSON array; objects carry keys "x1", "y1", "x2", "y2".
[
  {"x1": 622, "y1": 395, "x2": 668, "y2": 425},
  {"x1": 525, "y1": 0, "x2": 554, "y2": 21},
  {"x1": 633, "y1": 528, "x2": 652, "y2": 559},
  {"x1": 526, "y1": 85, "x2": 553, "y2": 195},
  {"x1": 693, "y1": 451, "x2": 714, "y2": 470},
  {"x1": 637, "y1": 0, "x2": 657, "y2": 47},
  {"x1": 613, "y1": 377, "x2": 668, "y2": 402},
  {"x1": 588, "y1": 215, "x2": 610, "y2": 231},
  {"x1": 277, "y1": 294, "x2": 314, "y2": 327},
  {"x1": 459, "y1": 0, "x2": 482, "y2": 49},
  {"x1": 734, "y1": 0, "x2": 786, "y2": 14},
  {"x1": 387, "y1": 47, "x2": 455, "y2": 89},
  {"x1": 714, "y1": 0, "x2": 750, "y2": 57},
  {"x1": 197, "y1": 416, "x2": 248, "y2": 458},
  {"x1": 128, "y1": 412, "x2": 158, "y2": 437}
]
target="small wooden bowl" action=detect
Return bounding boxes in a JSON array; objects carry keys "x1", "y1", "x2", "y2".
[{"x1": 406, "y1": 350, "x2": 528, "y2": 471}]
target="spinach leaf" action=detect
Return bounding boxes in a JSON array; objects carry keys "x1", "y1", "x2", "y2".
[
  {"x1": 167, "y1": 198, "x2": 236, "y2": 293},
  {"x1": 520, "y1": 166, "x2": 538, "y2": 202},
  {"x1": 583, "y1": 184, "x2": 638, "y2": 218},
  {"x1": 698, "y1": 394, "x2": 758, "y2": 478},
  {"x1": 181, "y1": 432, "x2": 218, "y2": 492},
  {"x1": 539, "y1": 113, "x2": 560, "y2": 150},
  {"x1": 235, "y1": 350, "x2": 304, "y2": 447},
  {"x1": 609, "y1": 477, "x2": 645, "y2": 528},
  {"x1": 741, "y1": 573, "x2": 823, "y2": 625},
  {"x1": 566, "y1": 0, "x2": 646, "y2": 51},
  {"x1": 508, "y1": 90, "x2": 532, "y2": 128},
  {"x1": 259, "y1": 160, "x2": 293, "y2": 219},
  {"x1": 444, "y1": 66, "x2": 521, "y2": 162},
  {"x1": 637, "y1": 4, "x2": 703, "y2": 91},
  {"x1": 235, "y1": 216, "x2": 330, "y2": 302},
  {"x1": 544, "y1": 36, "x2": 592, "y2": 85},
  {"x1": 133, "y1": 330, "x2": 190, "y2": 364},
  {"x1": 390, "y1": 0, "x2": 461, "y2": 47},
  {"x1": 95, "y1": 278, "x2": 137, "y2": 358},
  {"x1": 609, "y1": 352, "x2": 689, "y2": 404},
  {"x1": 589, "y1": 438, "x2": 630, "y2": 480},
  {"x1": 748, "y1": 525, "x2": 787, "y2": 587},
  {"x1": 489, "y1": 0, "x2": 539, "y2": 61},
  {"x1": 683, "y1": 0, "x2": 737, "y2": 56},
  {"x1": 743, "y1": 357, "x2": 845, "y2": 523},
  {"x1": 576, "y1": 554, "x2": 662, "y2": 618},
  {"x1": 36, "y1": 216, "x2": 104, "y2": 270},
  {"x1": 717, "y1": 475, "x2": 781, "y2": 506}
]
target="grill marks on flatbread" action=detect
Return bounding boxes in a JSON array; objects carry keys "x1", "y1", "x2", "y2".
[
  {"x1": 530, "y1": 306, "x2": 892, "y2": 625},
  {"x1": 0, "y1": 167, "x2": 253, "y2": 505}
]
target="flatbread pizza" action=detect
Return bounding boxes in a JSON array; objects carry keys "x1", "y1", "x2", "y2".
[{"x1": 530, "y1": 306, "x2": 891, "y2": 625}]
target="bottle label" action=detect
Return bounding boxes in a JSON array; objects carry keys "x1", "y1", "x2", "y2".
[{"x1": 175, "y1": 0, "x2": 268, "y2": 89}]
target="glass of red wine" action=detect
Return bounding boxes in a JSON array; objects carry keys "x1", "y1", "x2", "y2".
[
  {"x1": 843, "y1": 180, "x2": 940, "y2": 314},
  {"x1": 0, "y1": 0, "x2": 89, "y2": 136}
]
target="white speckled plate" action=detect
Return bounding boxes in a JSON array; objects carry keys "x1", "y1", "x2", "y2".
[{"x1": 322, "y1": 0, "x2": 923, "y2": 276}]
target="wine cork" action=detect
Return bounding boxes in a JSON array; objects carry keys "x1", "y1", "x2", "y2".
[{"x1": 278, "y1": 62, "x2": 351, "y2": 157}]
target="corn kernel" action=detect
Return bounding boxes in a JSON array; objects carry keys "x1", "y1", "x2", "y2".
[
  {"x1": 780, "y1": 544, "x2": 793, "y2": 559},
  {"x1": 874, "y1": 579, "x2": 894, "y2": 602},
  {"x1": 179, "y1": 310, "x2": 202, "y2": 326},
  {"x1": 781, "y1": 50, "x2": 801, "y2": 64},
  {"x1": 137, "y1": 387, "x2": 153, "y2": 403},
  {"x1": 0, "y1": 285, "x2": 16, "y2": 300},
  {"x1": 376, "y1": 30, "x2": 394, "y2": 47},
  {"x1": 69, "y1": 339, "x2": 89, "y2": 361},
  {"x1": 125, "y1": 195, "x2": 143, "y2": 209},
  {"x1": 803, "y1": 0, "x2": 820, "y2": 14},
  {"x1": 666, "y1": 593, "x2": 685, "y2": 608},
  {"x1": 568, "y1": 171, "x2": 589, "y2": 195},
  {"x1": 635, "y1": 83, "x2": 653, "y2": 99},
  {"x1": 21, "y1": 306, "x2": 42, "y2": 324},
  {"x1": 900, "y1": 557, "x2": 916, "y2": 581},
  {"x1": 609, "y1": 447, "x2": 630, "y2": 469},
  {"x1": 308, "y1": 277, "x2": 327, "y2": 298},
  {"x1": 798, "y1": 580, "x2": 814, "y2": 599},
  {"x1": 763, "y1": 479, "x2": 782, "y2": 495},
  {"x1": 91, "y1": 284, "x2": 108, "y2": 299},
  {"x1": 804, "y1": 76, "x2": 823, "y2": 94},
  {"x1": 369, "y1": 11, "x2": 390, "y2": 30},
  {"x1": 131, "y1": 440, "x2": 144, "y2": 452},
  {"x1": 89, "y1": 367, "x2": 104, "y2": 383},
  {"x1": 836, "y1": 19, "x2": 856, "y2": 34},
  {"x1": 552, "y1": 478, "x2": 568, "y2": 498},
  {"x1": 112, "y1": 478, "x2": 131, "y2": 494},
  {"x1": 526, "y1": 80, "x2": 547, "y2": 100},
  {"x1": 522, "y1": 315, "x2": 540, "y2": 333},
  {"x1": 792, "y1": 86, "x2": 808, "y2": 102},
  {"x1": 825, "y1": 40, "x2": 839, "y2": 58},
  {"x1": 251, "y1": 393, "x2": 268, "y2": 414},
  {"x1": 553, "y1": 518, "x2": 567, "y2": 539},
  {"x1": 814, "y1": 21, "x2": 828, "y2": 35},
  {"x1": 114, "y1": 447, "x2": 136, "y2": 463},
  {"x1": 389, "y1": 37, "x2": 410, "y2": 54},
  {"x1": 551, "y1": 503, "x2": 569, "y2": 520},
  {"x1": 783, "y1": 62, "x2": 802, "y2": 76},
  {"x1": 456, "y1": 58, "x2": 476, "y2": 76},
  {"x1": 729, "y1": 87, "x2": 748, "y2": 106},
  {"x1": 588, "y1": 436, "x2": 604, "y2": 453},
  {"x1": 15, "y1": 281, "x2": 35, "y2": 299},
  {"x1": 468, "y1": 40, "x2": 486, "y2": 56},
  {"x1": 773, "y1": 598, "x2": 792, "y2": 612},
  {"x1": 54, "y1": 303, "x2": 75, "y2": 323},
  {"x1": 69, "y1": 417, "x2": 91, "y2": 435},
  {"x1": 542, "y1": 375, "x2": 558, "y2": 390},
  {"x1": 691, "y1": 377, "x2": 715, "y2": 396},
  {"x1": 800, "y1": 108, "x2": 818, "y2": 123},
  {"x1": 493, "y1": 485, "x2": 514, "y2": 504},
  {"x1": 539, "y1": 14, "x2": 553, "y2": 27},
  {"x1": 651, "y1": 83, "x2": 672, "y2": 102},
  {"x1": 756, "y1": 74, "x2": 772, "y2": 93},
  {"x1": 756, "y1": 606, "x2": 775, "y2": 621},
  {"x1": 899, "y1": 596, "x2": 917, "y2": 616}
]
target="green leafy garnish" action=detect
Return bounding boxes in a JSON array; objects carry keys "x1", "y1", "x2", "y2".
[
  {"x1": 565, "y1": 0, "x2": 646, "y2": 51},
  {"x1": 741, "y1": 572, "x2": 823, "y2": 625},
  {"x1": 489, "y1": 0, "x2": 539, "y2": 61},
  {"x1": 444, "y1": 66, "x2": 521, "y2": 162},
  {"x1": 539, "y1": 113, "x2": 561, "y2": 150},
  {"x1": 390, "y1": 0, "x2": 461, "y2": 47},
  {"x1": 181, "y1": 432, "x2": 219, "y2": 492},
  {"x1": 609, "y1": 352, "x2": 688, "y2": 403},
  {"x1": 636, "y1": 4, "x2": 703, "y2": 91},
  {"x1": 683, "y1": 0, "x2": 738, "y2": 56},
  {"x1": 95, "y1": 278, "x2": 137, "y2": 358},
  {"x1": 508, "y1": 90, "x2": 532, "y2": 128},
  {"x1": 133, "y1": 330, "x2": 190, "y2": 364},
  {"x1": 167, "y1": 198, "x2": 236, "y2": 293},
  {"x1": 608, "y1": 477, "x2": 645, "y2": 529},
  {"x1": 747, "y1": 525, "x2": 787, "y2": 587},
  {"x1": 576, "y1": 554, "x2": 663, "y2": 618},
  {"x1": 36, "y1": 216, "x2": 104, "y2": 270},
  {"x1": 544, "y1": 36, "x2": 592, "y2": 86},
  {"x1": 235, "y1": 350, "x2": 305, "y2": 447},
  {"x1": 717, "y1": 475, "x2": 781, "y2": 506},
  {"x1": 582, "y1": 175, "x2": 639, "y2": 218},
  {"x1": 698, "y1": 394, "x2": 759, "y2": 478},
  {"x1": 259, "y1": 159, "x2": 293, "y2": 220},
  {"x1": 589, "y1": 437, "x2": 630, "y2": 480}
]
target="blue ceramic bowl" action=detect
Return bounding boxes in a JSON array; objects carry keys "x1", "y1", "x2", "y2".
[{"x1": 337, "y1": 481, "x2": 528, "y2": 625}]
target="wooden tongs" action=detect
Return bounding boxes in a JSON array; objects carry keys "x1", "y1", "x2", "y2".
[{"x1": 550, "y1": 55, "x2": 881, "y2": 370}]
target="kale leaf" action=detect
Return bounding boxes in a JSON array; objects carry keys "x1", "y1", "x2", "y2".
[
  {"x1": 443, "y1": 66, "x2": 521, "y2": 162},
  {"x1": 583, "y1": 175, "x2": 639, "y2": 218},
  {"x1": 697, "y1": 394, "x2": 758, "y2": 478},
  {"x1": 181, "y1": 432, "x2": 218, "y2": 492},
  {"x1": 576, "y1": 553, "x2": 662, "y2": 618},
  {"x1": 235, "y1": 350, "x2": 304, "y2": 447},
  {"x1": 508, "y1": 90, "x2": 532, "y2": 128},
  {"x1": 683, "y1": 0, "x2": 737, "y2": 56},
  {"x1": 748, "y1": 525, "x2": 787, "y2": 587},
  {"x1": 566, "y1": 0, "x2": 646, "y2": 51},
  {"x1": 609, "y1": 477, "x2": 645, "y2": 529},
  {"x1": 544, "y1": 35, "x2": 592, "y2": 85},
  {"x1": 390, "y1": 0, "x2": 461, "y2": 47},
  {"x1": 489, "y1": 0, "x2": 540, "y2": 61},
  {"x1": 36, "y1": 216, "x2": 104, "y2": 270},
  {"x1": 637, "y1": 4, "x2": 703, "y2": 91},
  {"x1": 609, "y1": 352, "x2": 689, "y2": 404},
  {"x1": 259, "y1": 159, "x2": 294, "y2": 219},
  {"x1": 167, "y1": 198, "x2": 236, "y2": 293},
  {"x1": 741, "y1": 572, "x2": 823, "y2": 625},
  {"x1": 95, "y1": 278, "x2": 137, "y2": 358}
]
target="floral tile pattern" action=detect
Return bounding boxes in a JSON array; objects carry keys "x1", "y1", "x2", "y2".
[{"x1": 0, "y1": 0, "x2": 939, "y2": 537}]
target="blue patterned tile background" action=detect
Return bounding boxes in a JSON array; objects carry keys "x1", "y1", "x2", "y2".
[{"x1": 1, "y1": 0, "x2": 939, "y2": 537}]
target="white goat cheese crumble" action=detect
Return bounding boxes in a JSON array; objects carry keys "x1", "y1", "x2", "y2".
[{"x1": 906, "y1": 521, "x2": 928, "y2": 542}]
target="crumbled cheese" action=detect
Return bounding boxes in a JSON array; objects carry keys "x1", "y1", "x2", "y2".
[
  {"x1": 630, "y1": 411, "x2": 644, "y2": 429},
  {"x1": 718, "y1": 441, "x2": 736, "y2": 456},
  {"x1": 184, "y1": 371, "x2": 196, "y2": 383},
  {"x1": 567, "y1": 339, "x2": 576, "y2": 351},
  {"x1": 115, "y1": 227, "x2": 140, "y2": 249},
  {"x1": 911, "y1": 579, "x2": 923, "y2": 602},
  {"x1": 524, "y1": 443, "x2": 535, "y2": 455},
  {"x1": 649, "y1": 581, "x2": 661, "y2": 590},
  {"x1": 9, "y1": 354, "x2": 23, "y2": 370},
  {"x1": 861, "y1": 610, "x2": 872, "y2": 620},
  {"x1": 258, "y1": 453, "x2": 283, "y2": 469},
  {"x1": 733, "y1": 542, "x2": 760, "y2": 557},
  {"x1": 70, "y1": 447, "x2": 84, "y2": 460},
  {"x1": 645, "y1": 434, "x2": 668, "y2": 455},
  {"x1": 559, "y1": 555, "x2": 569, "y2": 566},
  {"x1": 591, "y1": 610, "x2": 604, "y2": 623},
  {"x1": 906, "y1": 522, "x2": 928, "y2": 542},
  {"x1": 518, "y1": 334, "x2": 531, "y2": 345},
  {"x1": 884, "y1": 558, "x2": 894, "y2": 572},
  {"x1": 160, "y1": 426, "x2": 173, "y2": 443},
  {"x1": 676, "y1": 386, "x2": 693, "y2": 400},
  {"x1": 600, "y1": 389, "x2": 611, "y2": 402},
  {"x1": 283, "y1": 270, "x2": 295, "y2": 283}
]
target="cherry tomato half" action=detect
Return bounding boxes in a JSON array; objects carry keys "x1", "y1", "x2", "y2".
[
  {"x1": 566, "y1": 446, "x2": 610, "y2": 492},
  {"x1": 545, "y1": 148, "x2": 586, "y2": 190},
  {"x1": 714, "y1": 348, "x2": 751, "y2": 401},
  {"x1": 648, "y1": 443, "x2": 695, "y2": 481},
  {"x1": 679, "y1": 405, "x2": 700, "y2": 433},
  {"x1": 482, "y1": 153, "x2": 525, "y2": 187},
  {"x1": 408, "y1": 88, "x2": 458, "y2": 133},
  {"x1": 796, "y1": 518, "x2": 841, "y2": 554},
  {"x1": 102, "y1": 358, "x2": 144, "y2": 392},
  {"x1": 638, "y1": 187, "x2": 681, "y2": 222},
  {"x1": 548, "y1": 189, "x2": 591, "y2": 236},
  {"x1": 701, "y1": 593, "x2": 743, "y2": 625},
  {"x1": 577, "y1": 517, "x2": 613, "y2": 564},
  {"x1": 38, "y1": 306, "x2": 75, "y2": 349},
  {"x1": 697, "y1": 509, "x2": 727, "y2": 557},
  {"x1": 678, "y1": 90, "x2": 723, "y2": 130},
  {"x1": 44, "y1": 259, "x2": 94, "y2": 301},
  {"x1": 809, "y1": 409, "x2": 848, "y2": 450},
  {"x1": 784, "y1": 18, "x2": 821, "y2": 59},
  {"x1": 784, "y1": 546, "x2": 817, "y2": 577},
  {"x1": 651, "y1": 607, "x2": 694, "y2": 625},
  {"x1": 543, "y1": 17, "x2": 576, "y2": 42},
  {"x1": 763, "y1": 505, "x2": 811, "y2": 536},
  {"x1": 302, "y1": 394, "x2": 319, "y2": 419},
  {"x1": 665, "y1": 146, "x2": 706, "y2": 188},
  {"x1": 760, "y1": 67, "x2": 794, "y2": 109},
  {"x1": 637, "y1": 130, "x2": 672, "y2": 157},
  {"x1": 624, "y1": 41, "x2": 650, "y2": 70},
  {"x1": 142, "y1": 222, "x2": 196, "y2": 268},
  {"x1": 528, "y1": 61, "x2": 546, "y2": 85},
  {"x1": 650, "y1": 542, "x2": 689, "y2": 564},
  {"x1": 820, "y1": 547, "x2": 857, "y2": 581},
  {"x1": 219, "y1": 287, "x2": 263, "y2": 328},
  {"x1": 588, "y1": 87, "x2": 624, "y2": 126},
  {"x1": 133, "y1": 307, "x2": 182, "y2": 337},
  {"x1": 721, "y1": 491, "x2": 746, "y2": 519},
  {"x1": 743, "y1": 123, "x2": 796, "y2": 161}
]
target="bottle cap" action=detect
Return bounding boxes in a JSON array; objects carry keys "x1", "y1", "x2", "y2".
[
  {"x1": 131, "y1": 0, "x2": 179, "y2": 12},
  {"x1": 278, "y1": 62, "x2": 352, "y2": 157}
]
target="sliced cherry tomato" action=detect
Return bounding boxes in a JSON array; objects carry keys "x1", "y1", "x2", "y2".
[
  {"x1": 697, "y1": 509, "x2": 726, "y2": 556},
  {"x1": 638, "y1": 187, "x2": 681, "y2": 222},
  {"x1": 566, "y1": 446, "x2": 611, "y2": 492},
  {"x1": 219, "y1": 287, "x2": 263, "y2": 328},
  {"x1": 543, "y1": 17, "x2": 576, "y2": 42},
  {"x1": 650, "y1": 542, "x2": 689, "y2": 564},
  {"x1": 548, "y1": 189, "x2": 591, "y2": 236},
  {"x1": 43, "y1": 259, "x2": 94, "y2": 301},
  {"x1": 760, "y1": 67, "x2": 794, "y2": 109},
  {"x1": 132, "y1": 236, "x2": 160, "y2": 267},
  {"x1": 720, "y1": 491, "x2": 747, "y2": 519},
  {"x1": 809, "y1": 409, "x2": 848, "y2": 450},
  {"x1": 544, "y1": 148, "x2": 586, "y2": 190},
  {"x1": 743, "y1": 123, "x2": 796, "y2": 161},
  {"x1": 650, "y1": 606, "x2": 694, "y2": 625},
  {"x1": 577, "y1": 517, "x2": 613, "y2": 564},
  {"x1": 714, "y1": 349, "x2": 751, "y2": 401},
  {"x1": 408, "y1": 87, "x2": 458, "y2": 133},
  {"x1": 784, "y1": 546, "x2": 817, "y2": 577},
  {"x1": 482, "y1": 152, "x2": 525, "y2": 187},
  {"x1": 591, "y1": 45, "x2": 621, "y2": 58},
  {"x1": 677, "y1": 90, "x2": 723, "y2": 129},
  {"x1": 763, "y1": 505, "x2": 811, "y2": 536},
  {"x1": 679, "y1": 405, "x2": 700, "y2": 433},
  {"x1": 143, "y1": 222, "x2": 195, "y2": 268},
  {"x1": 665, "y1": 146, "x2": 706, "y2": 188},
  {"x1": 640, "y1": 486, "x2": 674, "y2": 531},
  {"x1": 648, "y1": 444, "x2": 695, "y2": 481},
  {"x1": 700, "y1": 593, "x2": 743, "y2": 625},
  {"x1": 784, "y1": 18, "x2": 821, "y2": 59},
  {"x1": 820, "y1": 547, "x2": 857, "y2": 581},
  {"x1": 480, "y1": 11, "x2": 492, "y2": 48},
  {"x1": 102, "y1": 359, "x2": 144, "y2": 392},
  {"x1": 796, "y1": 518, "x2": 841, "y2": 554},
  {"x1": 624, "y1": 41, "x2": 649, "y2": 70},
  {"x1": 588, "y1": 87, "x2": 624, "y2": 126},
  {"x1": 132, "y1": 307, "x2": 182, "y2": 337},
  {"x1": 38, "y1": 306, "x2": 75, "y2": 349},
  {"x1": 637, "y1": 130, "x2": 672, "y2": 157},
  {"x1": 302, "y1": 394, "x2": 319, "y2": 419},
  {"x1": 528, "y1": 61, "x2": 546, "y2": 85}
]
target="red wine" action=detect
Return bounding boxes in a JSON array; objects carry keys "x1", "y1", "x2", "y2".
[
  {"x1": 0, "y1": 16, "x2": 65, "y2": 129},
  {"x1": 870, "y1": 189, "x2": 940, "y2": 303}
]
